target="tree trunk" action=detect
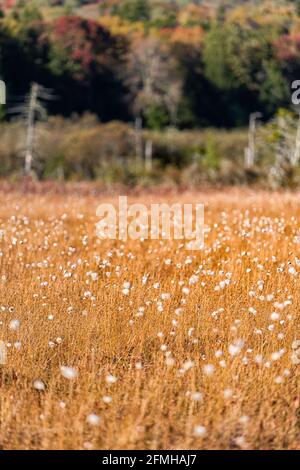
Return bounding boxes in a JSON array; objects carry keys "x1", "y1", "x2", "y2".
[
  {"x1": 134, "y1": 116, "x2": 143, "y2": 165},
  {"x1": 145, "y1": 139, "x2": 153, "y2": 172},
  {"x1": 24, "y1": 83, "x2": 38, "y2": 175}
]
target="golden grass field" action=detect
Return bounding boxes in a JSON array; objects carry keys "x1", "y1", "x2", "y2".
[{"x1": 1, "y1": 186, "x2": 300, "y2": 450}]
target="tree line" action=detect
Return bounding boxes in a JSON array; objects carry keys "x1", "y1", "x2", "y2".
[{"x1": 1, "y1": 0, "x2": 300, "y2": 128}]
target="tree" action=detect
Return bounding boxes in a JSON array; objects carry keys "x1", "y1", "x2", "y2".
[
  {"x1": 117, "y1": 0, "x2": 150, "y2": 23},
  {"x1": 10, "y1": 82, "x2": 52, "y2": 176},
  {"x1": 203, "y1": 25, "x2": 235, "y2": 91},
  {"x1": 274, "y1": 33, "x2": 300, "y2": 81},
  {"x1": 203, "y1": 23, "x2": 288, "y2": 124},
  {"x1": 126, "y1": 36, "x2": 182, "y2": 128},
  {"x1": 48, "y1": 16, "x2": 119, "y2": 80},
  {"x1": 264, "y1": 109, "x2": 300, "y2": 187},
  {"x1": 46, "y1": 16, "x2": 129, "y2": 120}
]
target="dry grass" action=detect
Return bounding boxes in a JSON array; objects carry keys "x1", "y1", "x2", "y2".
[{"x1": 1, "y1": 187, "x2": 300, "y2": 450}]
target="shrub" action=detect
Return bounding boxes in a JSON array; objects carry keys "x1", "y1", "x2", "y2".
[{"x1": 0, "y1": 115, "x2": 249, "y2": 185}]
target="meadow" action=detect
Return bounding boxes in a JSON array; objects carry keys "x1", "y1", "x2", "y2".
[{"x1": 1, "y1": 185, "x2": 300, "y2": 450}]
